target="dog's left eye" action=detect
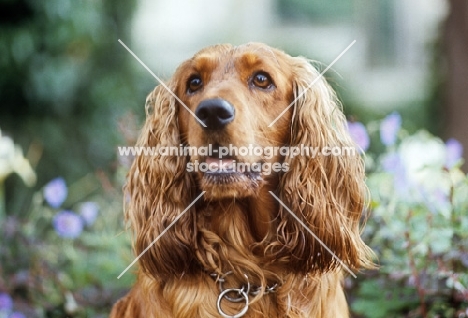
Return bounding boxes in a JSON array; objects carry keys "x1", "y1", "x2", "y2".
[
  {"x1": 251, "y1": 72, "x2": 274, "y2": 90},
  {"x1": 187, "y1": 75, "x2": 203, "y2": 93}
]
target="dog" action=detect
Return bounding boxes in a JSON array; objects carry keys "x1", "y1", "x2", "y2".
[{"x1": 110, "y1": 43, "x2": 374, "y2": 317}]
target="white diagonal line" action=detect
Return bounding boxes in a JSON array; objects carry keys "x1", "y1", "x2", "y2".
[
  {"x1": 268, "y1": 40, "x2": 356, "y2": 128},
  {"x1": 118, "y1": 39, "x2": 207, "y2": 128},
  {"x1": 117, "y1": 191, "x2": 205, "y2": 279},
  {"x1": 269, "y1": 191, "x2": 357, "y2": 278}
]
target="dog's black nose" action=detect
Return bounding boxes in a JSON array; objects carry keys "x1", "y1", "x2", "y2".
[{"x1": 195, "y1": 98, "x2": 235, "y2": 130}]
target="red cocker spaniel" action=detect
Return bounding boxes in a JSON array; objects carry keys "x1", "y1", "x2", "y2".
[{"x1": 110, "y1": 43, "x2": 374, "y2": 318}]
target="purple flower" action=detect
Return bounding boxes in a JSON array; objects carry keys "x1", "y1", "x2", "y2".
[
  {"x1": 44, "y1": 178, "x2": 68, "y2": 208},
  {"x1": 445, "y1": 138, "x2": 463, "y2": 168},
  {"x1": 9, "y1": 313, "x2": 26, "y2": 318},
  {"x1": 380, "y1": 112, "x2": 401, "y2": 146},
  {"x1": 79, "y1": 202, "x2": 99, "y2": 226},
  {"x1": 347, "y1": 121, "x2": 370, "y2": 152},
  {"x1": 0, "y1": 293, "x2": 12, "y2": 310},
  {"x1": 52, "y1": 211, "x2": 83, "y2": 239}
]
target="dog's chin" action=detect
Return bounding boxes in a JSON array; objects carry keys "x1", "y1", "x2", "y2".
[{"x1": 197, "y1": 157, "x2": 263, "y2": 200}]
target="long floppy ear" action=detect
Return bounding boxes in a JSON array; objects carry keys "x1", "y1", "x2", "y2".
[
  {"x1": 277, "y1": 58, "x2": 374, "y2": 274},
  {"x1": 124, "y1": 82, "x2": 198, "y2": 279}
]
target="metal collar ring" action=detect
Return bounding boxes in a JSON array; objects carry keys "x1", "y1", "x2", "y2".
[{"x1": 217, "y1": 288, "x2": 249, "y2": 318}]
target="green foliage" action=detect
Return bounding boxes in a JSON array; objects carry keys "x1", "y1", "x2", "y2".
[
  {"x1": 0, "y1": 1, "x2": 154, "y2": 316},
  {"x1": 0, "y1": 0, "x2": 146, "y2": 214},
  {"x1": 353, "y1": 280, "x2": 420, "y2": 318},
  {"x1": 1, "y1": 171, "x2": 134, "y2": 317},
  {"x1": 351, "y1": 114, "x2": 468, "y2": 317}
]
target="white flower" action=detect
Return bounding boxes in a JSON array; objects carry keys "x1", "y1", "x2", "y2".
[
  {"x1": 398, "y1": 131, "x2": 450, "y2": 200},
  {"x1": 0, "y1": 128, "x2": 36, "y2": 186}
]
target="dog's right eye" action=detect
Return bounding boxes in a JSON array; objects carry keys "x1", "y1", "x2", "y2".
[
  {"x1": 187, "y1": 76, "x2": 203, "y2": 93},
  {"x1": 250, "y1": 71, "x2": 274, "y2": 90}
]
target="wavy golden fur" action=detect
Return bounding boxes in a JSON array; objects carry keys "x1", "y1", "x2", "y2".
[{"x1": 110, "y1": 43, "x2": 374, "y2": 317}]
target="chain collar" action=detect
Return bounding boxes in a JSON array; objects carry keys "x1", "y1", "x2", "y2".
[{"x1": 209, "y1": 271, "x2": 278, "y2": 318}]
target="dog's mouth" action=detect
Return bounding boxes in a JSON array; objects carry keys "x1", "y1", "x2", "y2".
[
  {"x1": 191, "y1": 145, "x2": 269, "y2": 199},
  {"x1": 202, "y1": 156, "x2": 262, "y2": 183},
  {"x1": 204, "y1": 156, "x2": 237, "y2": 173}
]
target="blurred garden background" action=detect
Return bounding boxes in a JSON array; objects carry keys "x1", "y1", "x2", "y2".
[{"x1": 0, "y1": 0, "x2": 467, "y2": 317}]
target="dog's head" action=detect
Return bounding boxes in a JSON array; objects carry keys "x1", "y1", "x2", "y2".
[
  {"x1": 171, "y1": 43, "x2": 296, "y2": 199},
  {"x1": 126, "y1": 43, "x2": 374, "y2": 280}
]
